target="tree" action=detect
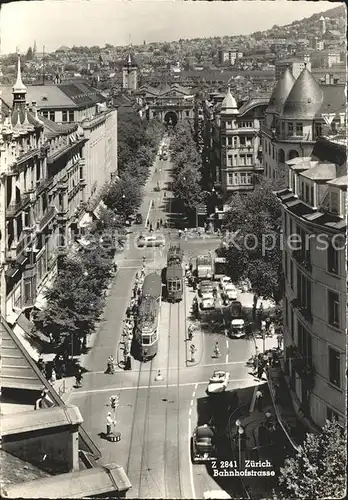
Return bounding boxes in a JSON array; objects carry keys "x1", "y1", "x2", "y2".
[
  {"x1": 26, "y1": 47, "x2": 33, "y2": 60},
  {"x1": 104, "y1": 173, "x2": 142, "y2": 218},
  {"x1": 172, "y1": 166, "x2": 203, "y2": 212},
  {"x1": 220, "y1": 177, "x2": 283, "y2": 314},
  {"x1": 278, "y1": 420, "x2": 346, "y2": 499}
]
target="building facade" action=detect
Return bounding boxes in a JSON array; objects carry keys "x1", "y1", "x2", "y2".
[
  {"x1": 0, "y1": 57, "x2": 118, "y2": 343},
  {"x1": 262, "y1": 66, "x2": 346, "y2": 181},
  {"x1": 277, "y1": 138, "x2": 346, "y2": 429},
  {"x1": 205, "y1": 88, "x2": 267, "y2": 203}
]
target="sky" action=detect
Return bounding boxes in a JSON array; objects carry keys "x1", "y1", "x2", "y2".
[{"x1": 0, "y1": 0, "x2": 336, "y2": 54}]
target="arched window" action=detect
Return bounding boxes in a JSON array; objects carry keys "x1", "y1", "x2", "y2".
[
  {"x1": 288, "y1": 150, "x2": 299, "y2": 160},
  {"x1": 278, "y1": 149, "x2": 285, "y2": 163}
]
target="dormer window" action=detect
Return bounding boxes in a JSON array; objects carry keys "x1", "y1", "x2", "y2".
[{"x1": 295, "y1": 123, "x2": 303, "y2": 136}]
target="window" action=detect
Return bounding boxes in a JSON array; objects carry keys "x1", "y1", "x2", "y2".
[
  {"x1": 330, "y1": 192, "x2": 339, "y2": 214},
  {"x1": 288, "y1": 123, "x2": 294, "y2": 135},
  {"x1": 42, "y1": 111, "x2": 49, "y2": 118},
  {"x1": 69, "y1": 110, "x2": 74, "y2": 122},
  {"x1": 185, "y1": 111, "x2": 190, "y2": 117},
  {"x1": 297, "y1": 322, "x2": 312, "y2": 366},
  {"x1": 62, "y1": 110, "x2": 68, "y2": 122},
  {"x1": 295, "y1": 123, "x2": 303, "y2": 136},
  {"x1": 290, "y1": 259, "x2": 294, "y2": 289},
  {"x1": 310, "y1": 186, "x2": 314, "y2": 206},
  {"x1": 23, "y1": 279, "x2": 33, "y2": 304},
  {"x1": 285, "y1": 297, "x2": 289, "y2": 327},
  {"x1": 239, "y1": 155, "x2": 245, "y2": 166},
  {"x1": 142, "y1": 335, "x2": 150, "y2": 345},
  {"x1": 284, "y1": 251, "x2": 288, "y2": 281},
  {"x1": 227, "y1": 173, "x2": 233, "y2": 185},
  {"x1": 290, "y1": 307, "x2": 294, "y2": 339},
  {"x1": 246, "y1": 154, "x2": 253, "y2": 166},
  {"x1": 327, "y1": 407, "x2": 339, "y2": 421},
  {"x1": 227, "y1": 154, "x2": 233, "y2": 166},
  {"x1": 327, "y1": 241, "x2": 339, "y2": 275},
  {"x1": 315, "y1": 123, "x2": 322, "y2": 138},
  {"x1": 297, "y1": 225, "x2": 311, "y2": 265},
  {"x1": 240, "y1": 135, "x2": 246, "y2": 145},
  {"x1": 49, "y1": 111, "x2": 55, "y2": 122},
  {"x1": 272, "y1": 146, "x2": 275, "y2": 159},
  {"x1": 328, "y1": 290, "x2": 339, "y2": 327},
  {"x1": 240, "y1": 173, "x2": 247, "y2": 185},
  {"x1": 228, "y1": 136, "x2": 233, "y2": 146},
  {"x1": 328, "y1": 347, "x2": 341, "y2": 387},
  {"x1": 297, "y1": 270, "x2": 311, "y2": 313}
]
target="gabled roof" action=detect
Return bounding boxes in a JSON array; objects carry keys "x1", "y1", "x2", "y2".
[
  {"x1": 281, "y1": 68, "x2": 323, "y2": 120},
  {"x1": 267, "y1": 67, "x2": 295, "y2": 114}
]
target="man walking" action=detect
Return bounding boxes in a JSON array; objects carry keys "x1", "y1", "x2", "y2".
[
  {"x1": 256, "y1": 389, "x2": 263, "y2": 411},
  {"x1": 106, "y1": 412, "x2": 114, "y2": 436}
]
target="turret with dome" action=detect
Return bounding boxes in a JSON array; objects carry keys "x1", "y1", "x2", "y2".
[
  {"x1": 220, "y1": 87, "x2": 239, "y2": 116},
  {"x1": 265, "y1": 67, "x2": 295, "y2": 127}
]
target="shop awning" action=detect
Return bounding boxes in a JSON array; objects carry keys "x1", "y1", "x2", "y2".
[
  {"x1": 34, "y1": 291, "x2": 48, "y2": 310},
  {"x1": 78, "y1": 212, "x2": 93, "y2": 228},
  {"x1": 14, "y1": 312, "x2": 50, "y2": 344},
  {"x1": 93, "y1": 200, "x2": 107, "y2": 219}
]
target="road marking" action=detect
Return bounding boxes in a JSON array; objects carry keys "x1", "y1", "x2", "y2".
[
  {"x1": 70, "y1": 378, "x2": 259, "y2": 396},
  {"x1": 145, "y1": 200, "x2": 152, "y2": 227},
  {"x1": 189, "y1": 408, "x2": 192, "y2": 417}
]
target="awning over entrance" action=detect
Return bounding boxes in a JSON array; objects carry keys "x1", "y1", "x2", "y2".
[
  {"x1": 78, "y1": 212, "x2": 93, "y2": 229},
  {"x1": 93, "y1": 200, "x2": 107, "y2": 219}
]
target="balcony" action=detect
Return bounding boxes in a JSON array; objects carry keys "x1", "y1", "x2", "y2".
[
  {"x1": 57, "y1": 176, "x2": 69, "y2": 190},
  {"x1": 36, "y1": 177, "x2": 53, "y2": 196},
  {"x1": 37, "y1": 206, "x2": 57, "y2": 232},
  {"x1": 6, "y1": 195, "x2": 31, "y2": 217},
  {"x1": 57, "y1": 206, "x2": 69, "y2": 221},
  {"x1": 79, "y1": 178, "x2": 87, "y2": 187},
  {"x1": 292, "y1": 249, "x2": 312, "y2": 273}
]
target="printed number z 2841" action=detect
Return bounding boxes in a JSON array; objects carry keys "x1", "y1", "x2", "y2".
[{"x1": 211, "y1": 461, "x2": 238, "y2": 469}]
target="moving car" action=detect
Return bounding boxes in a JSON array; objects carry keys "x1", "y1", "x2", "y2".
[
  {"x1": 191, "y1": 424, "x2": 217, "y2": 463},
  {"x1": 219, "y1": 275, "x2": 232, "y2": 289},
  {"x1": 230, "y1": 319, "x2": 246, "y2": 338},
  {"x1": 135, "y1": 213, "x2": 143, "y2": 224},
  {"x1": 198, "y1": 280, "x2": 215, "y2": 298},
  {"x1": 206, "y1": 370, "x2": 230, "y2": 395},
  {"x1": 199, "y1": 292, "x2": 215, "y2": 310},
  {"x1": 137, "y1": 234, "x2": 165, "y2": 248},
  {"x1": 222, "y1": 283, "x2": 237, "y2": 301}
]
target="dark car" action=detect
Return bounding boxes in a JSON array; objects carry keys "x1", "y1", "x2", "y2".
[{"x1": 135, "y1": 213, "x2": 143, "y2": 224}]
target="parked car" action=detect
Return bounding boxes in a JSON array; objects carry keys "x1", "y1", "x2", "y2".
[
  {"x1": 222, "y1": 283, "x2": 237, "y2": 301},
  {"x1": 219, "y1": 275, "x2": 232, "y2": 289},
  {"x1": 199, "y1": 292, "x2": 215, "y2": 310},
  {"x1": 135, "y1": 213, "x2": 143, "y2": 224},
  {"x1": 230, "y1": 319, "x2": 246, "y2": 338},
  {"x1": 137, "y1": 234, "x2": 165, "y2": 248},
  {"x1": 198, "y1": 280, "x2": 215, "y2": 297},
  {"x1": 206, "y1": 370, "x2": 230, "y2": 395}
]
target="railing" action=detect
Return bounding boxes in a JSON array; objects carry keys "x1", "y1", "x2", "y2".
[
  {"x1": 37, "y1": 205, "x2": 56, "y2": 232},
  {"x1": 6, "y1": 195, "x2": 31, "y2": 216},
  {"x1": 292, "y1": 249, "x2": 312, "y2": 273},
  {"x1": 36, "y1": 176, "x2": 53, "y2": 195}
]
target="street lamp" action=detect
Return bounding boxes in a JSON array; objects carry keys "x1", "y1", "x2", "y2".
[{"x1": 238, "y1": 426, "x2": 244, "y2": 470}]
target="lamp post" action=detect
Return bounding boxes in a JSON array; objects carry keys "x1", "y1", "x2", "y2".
[{"x1": 238, "y1": 426, "x2": 244, "y2": 470}]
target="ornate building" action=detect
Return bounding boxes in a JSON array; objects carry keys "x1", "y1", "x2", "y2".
[
  {"x1": 262, "y1": 66, "x2": 346, "y2": 181},
  {"x1": 277, "y1": 137, "x2": 346, "y2": 429},
  {"x1": 205, "y1": 88, "x2": 267, "y2": 205},
  {"x1": 0, "y1": 56, "x2": 117, "y2": 353}
]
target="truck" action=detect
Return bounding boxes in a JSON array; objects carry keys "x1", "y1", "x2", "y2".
[{"x1": 196, "y1": 254, "x2": 213, "y2": 281}]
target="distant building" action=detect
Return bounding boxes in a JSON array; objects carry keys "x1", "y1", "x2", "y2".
[
  {"x1": 122, "y1": 53, "x2": 138, "y2": 91},
  {"x1": 262, "y1": 66, "x2": 346, "y2": 181},
  {"x1": 319, "y1": 15, "x2": 326, "y2": 36},
  {"x1": 275, "y1": 58, "x2": 311, "y2": 80},
  {"x1": 277, "y1": 137, "x2": 346, "y2": 429},
  {"x1": 219, "y1": 48, "x2": 243, "y2": 66}
]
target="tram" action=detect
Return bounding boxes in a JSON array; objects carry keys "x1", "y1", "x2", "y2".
[
  {"x1": 135, "y1": 272, "x2": 162, "y2": 361},
  {"x1": 166, "y1": 244, "x2": 184, "y2": 302}
]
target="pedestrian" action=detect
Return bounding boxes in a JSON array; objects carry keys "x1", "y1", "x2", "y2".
[
  {"x1": 126, "y1": 307, "x2": 131, "y2": 319},
  {"x1": 277, "y1": 333, "x2": 283, "y2": 349},
  {"x1": 274, "y1": 383, "x2": 281, "y2": 404},
  {"x1": 257, "y1": 363, "x2": 264, "y2": 380},
  {"x1": 50, "y1": 368, "x2": 56, "y2": 384},
  {"x1": 256, "y1": 389, "x2": 263, "y2": 411},
  {"x1": 265, "y1": 411, "x2": 273, "y2": 430},
  {"x1": 107, "y1": 356, "x2": 115, "y2": 374},
  {"x1": 106, "y1": 412, "x2": 114, "y2": 436},
  {"x1": 149, "y1": 222, "x2": 153, "y2": 232},
  {"x1": 163, "y1": 191, "x2": 166, "y2": 198},
  {"x1": 261, "y1": 319, "x2": 266, "y2": 332},
  {"x1": 265, "y1": 317, "x2": 271, "y2": 332},
  {"x1": 214, "y1": 341, "x2": 221, "y2": 358},
  {"x1": 160, "y1": 218, "x2": 163, "y2": 227},
  {"x1": 157, "y1": 220, "x2": 160, "y2": 230},
  {"x1": 269, "y1": 322, "x2": 275, "y2": 337},
  {"x1": 267, "y1": 350, "x2": 273, "y2": 367},
  {"x1": 164, "y1": 220, "x2": 167, "y2": 228},
  {"x1": 137, "y1": 287, "x2": 141, "y2": 297},
  {"x1": 37, "y1": 357, "x2": 46, "y2": 376}
]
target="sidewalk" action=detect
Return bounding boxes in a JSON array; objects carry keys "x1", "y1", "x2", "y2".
[{"x1": 184, "y1": 282, "x2": 204, "y2": 366}]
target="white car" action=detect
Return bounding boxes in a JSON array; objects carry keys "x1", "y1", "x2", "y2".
[
  {"x1": 219, "y1": 275, "x2": 232, "y2": 289},
  {"x1": 206, "y1": 370, "x2": 230, "y2": 394},
  {"x1": 223, "y1": 283, "x2": 237, "y2": 301},
  {"x1": 199, "y1": 292, "x2": 215, "y2": 310}
]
